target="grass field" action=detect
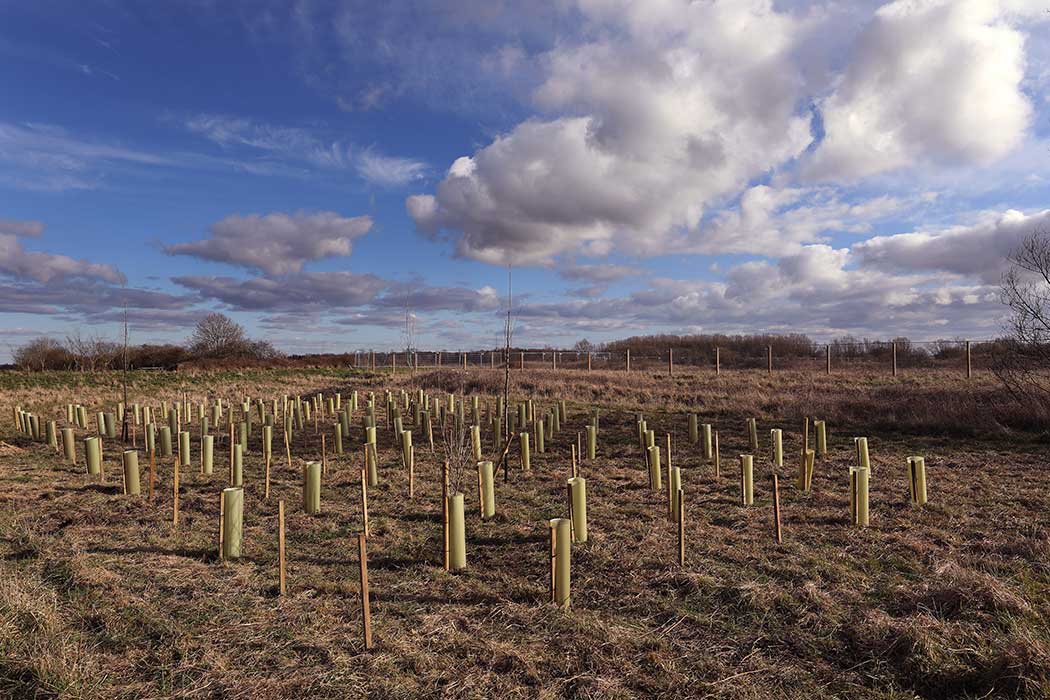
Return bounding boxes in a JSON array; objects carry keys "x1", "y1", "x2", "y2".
[{"x1": 1, "y1": 367, "x2": 1048, "y2": 699}]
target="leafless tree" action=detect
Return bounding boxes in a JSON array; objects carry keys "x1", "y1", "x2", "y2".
[
  {"x1": 12, "y1": 337, "x2": 69, "y2": 371},
  {"x1": 996, "y1": 230, "x2": 1050, "y2": 420},
  {"x1": 189, "y1": 313, "x2": 249, "y2": 357},
  {"x1": 120, "y1": 286, "x2": 130, "y2": 442},
  {"x1": 498, "y1": 264, "x2": 515, "y2": 481},
  {"x1": 441, "y1": 417, "x2": 473, "y2": 496},
  {"x1": 65, "y1": 330, "x2": 119, "y2": 372}
]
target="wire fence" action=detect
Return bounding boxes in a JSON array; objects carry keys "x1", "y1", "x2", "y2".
[{"x1": 348, "y1": 340, "x2": 1002, "y2": 377}]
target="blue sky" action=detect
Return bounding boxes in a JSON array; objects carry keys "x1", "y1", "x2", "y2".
[{"x1": 1, "y1": 0, "x2": 1049, "y2": 360}]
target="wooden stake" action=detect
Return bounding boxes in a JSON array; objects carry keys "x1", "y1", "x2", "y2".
[
  {"x1": 772, "y1": 474, "x2": 783, "y2": 544},
  {"x1": 549, "y1": 523, "x2": 556, "y2": 602},
  {"x1": 358, "y1": 533, "x2": 373, "y2": 650},
  {"x1": 285, "y1": 428, "x2": 292, "y2": 469},
  {"x1": 218, "y1": 491, "x2": 225, "y2": 560},
  {"x1": 677, "y1": 488, "x2": 685, "y2": 566},
  {"x1": 278, "y1": 499, "x2": 286, "y2": 595},
  {"x1": 228, "y1": 423, "x2": 235, "y2": 483},
  {"x1": 172, "y1": 456, "x2": 180, "y2": 527},
  {"x1": 442, "y1": 460, "x2": 450, "y2": 571},
  {"x1": 566, "y1": 482, "x2": 574, "y2": 541},
  {"x1": 264, "y1": 452, "x2": 271, "y2": 500},
  {"x1": 321, "y1": 434, "x2": 327, "y2": 476},
  {"x1": 360, "y1": 447, "x2": 369, "y2": 537},
  {"x1": 571, "y1": 444, "x2": 578, "y2": 480},
  {"x1": 408, "y1": 446, "x2": 415, "y2": 499},
  {"x1": 714, "y1": 430, "x2": 721, "y2": 478},
  {"x1": 715, "y1": 346, "x2": 720, "y2": 375}
]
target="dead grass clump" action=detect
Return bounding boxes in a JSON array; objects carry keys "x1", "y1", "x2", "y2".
[
  {"x1": 0, "y1": 568, "x2": 100, "y2": 698},
  {"x1": 893, "y1": 561, "x2": 1031, "y2": 621}
]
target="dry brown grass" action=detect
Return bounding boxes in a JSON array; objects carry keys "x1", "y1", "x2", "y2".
[{"x1": 1, "y1": 367, "x2": 1049, "y2": 699}]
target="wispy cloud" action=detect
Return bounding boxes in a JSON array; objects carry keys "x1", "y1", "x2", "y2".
[{"x1": 356, "y1": 150, "x2": 428, "y2": 187}]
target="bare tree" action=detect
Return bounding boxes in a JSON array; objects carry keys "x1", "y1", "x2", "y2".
[
  {"x1": 189, "y1": 313, "x2": 249, "y2": 357},
  {"x1": 12, "y1": 337, "x2": 69, "y2": 371},
  {"x1": 498, "y1": 264, "x2": 515, "y2": 482},
  {"x1": 65, "y1": 330, "x2": 119, "y2": 372},
  {"x1": 997, "y1": 230, "x2": 1050, "y2": 420},
  {"x1": 121, "y1": 286, "x2": 130, "y2": 442}
]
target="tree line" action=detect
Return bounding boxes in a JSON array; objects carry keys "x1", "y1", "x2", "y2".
[{"x1": 10, "y1": 313, "x2": 281, "y2": 371}]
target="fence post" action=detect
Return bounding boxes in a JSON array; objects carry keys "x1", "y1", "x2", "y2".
[
  {"x1": 552, "y1": 352, "x2": 557, "y2": 370},
  {"x1": 715, "y1": 347, "x2": 720, "y2": 375},
  {"x1": 767, "y1": 345, "x2": 772, "y2": 374},
  {"x1": 587, "y1": 352, "x2": 592, "y2": 371},
  {"x1": 966, "y1": 340, "x2": 972, "y2": 379},
  {"x1": 519, "y1": 351, "x2": 524, "y2": 370},
  {"x1": 626, "y1": 349, "x2": 631, "y2": 373},
  {"x1": 825, "y1": 344, "x2": 831, "y2": 375},
  {"x1": 462, "y1": 352, "x2": 467, "y2": 369},
  {"x1": 892, "y1": 342, "x2": 898, "y2": 377},
  {"x1": 668, "y1": 349, "x2": 673, "y2": 377}
]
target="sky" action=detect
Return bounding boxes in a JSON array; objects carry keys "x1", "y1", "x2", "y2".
[{"x1": 1, "y1": 0, "x2": 1049, "y2": 361}]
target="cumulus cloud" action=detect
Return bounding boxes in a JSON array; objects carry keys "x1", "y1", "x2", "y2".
[
  {"x1": 0, "y1": 218, "x2": 124, "y2": 284},
  {"x1": 408, "y1": 0, "x2": 815, "y2": 264},
  {"x1": 855, "y1": 209, "x2": 1050, "y2": 282},
  {"x1": 514, "y1": 244, "x2": 1003, "y2": 340},
  {"x1": 807, "y1": 0, "x2": 1034, "y2": 180},
  {"x1": 166, "y1": 211, "x2": 373, "y2": 276},
  {"x1": 559, "y1": 263, "x2": 642, "y2": 284},
  {"x1": 173, "y1": 271, "x2": 387, "y2": 312}
]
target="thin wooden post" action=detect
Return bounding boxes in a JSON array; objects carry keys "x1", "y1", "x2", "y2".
[
  {"x1": 772, "y1": 474, "x2": 782, "y2": 544},
  {"x1": 714, "y1": 430, "x2": 720, "y2": 478},
  {"x1": 360, "y1": 446, "x2": 369, "y2": 537},
  {"x1": 668, "y1": 349, "x2": 673, "y2": 377},
  {"x1": 892, "y1": 342, "x2": 898, "y2": 377},
  {"x1": 519, "y1": 351, "x2": 524, "y2": 370},
  {"x1": 278, "y1": 499, "x2": 287, "y2": 595},
  {"x1": 825, "y1": 344, "x2": 831, "y2": 375},
  {"x1": 462, "y1": 352, "x2": 467, "y2": 369},
  {"x1": 625, "y1": 349, "x2": 631, "y2": 373},
  {"x1": 321, "y1": 434, "x2": 327, "y2": 476},
  {"x1": 587, "y1": 352, "x2": 592, "y2": 371},
  {"x1": 677, "y1": 488, "x2": 685, "y2": 566},
  {"x1": 966, "y1": 340, "x2": 972, "y2": 379},
  {"x1": 571, "y1": 444, "x2": 578, "y2": 479},
  {"x1": 767, "y1": 345, "x2": 773, "y2": 374},
  {"x1": 442, "y1": 460, "x2": 450, "y2": 571},
  {"x1": 715, "y1": 347, "x2": 720, "y2": 375},
  {"x1": 358, "y1": 533, "x2": 373, "y2": 650},
  {"x1": 408, "y1": 446, "x2": 415, "y2": 498},
  {"x1": 285, "y1": 429, "x2": 292, "y2": 468},
  {"x1": 218, "y1": 491, "x2": 225, "y2": 560},
  {"x1": 172, "y1": 456, "x2": 180, "y2": 527},
  {"x1": 548, "y1": 523, "x2": 556, "y2": 602},
  {"x1": 265, "y1": 452, "x2": 271, "y2": 500},
  {"x1": 552, "y1": 352, "x2": 557, "y2": 370}
]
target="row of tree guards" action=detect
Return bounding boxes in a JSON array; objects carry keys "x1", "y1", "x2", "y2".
[
  {"x1": 12, "y1": 384, "x2": 930, "y2": 649},
  {"x1": 344, "y1": 341, "x2": 980, "y2": 378}
]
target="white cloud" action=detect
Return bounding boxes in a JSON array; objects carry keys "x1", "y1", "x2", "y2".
[
  {"x1": 855, "y1": 209, "x2": 1050, "y2": 282},
  {"x1": 806, "y1": 0, "x2": 1034, "y2": 180},
  {"x1": 185, "y1": 114, "x2": 354, "y2": 169},
  {"x1": 408, "y1": 1, "x2": 816, "y2": 265},
  {"x1": 166, "y1": 211, "x2": 373, "y2": 276},
  {"x1": 356, "y1": 151, "x2": 429, "y2": 187},
  {"x1": 0, "y1": 219, "x2": 123, "y2": 284}
]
